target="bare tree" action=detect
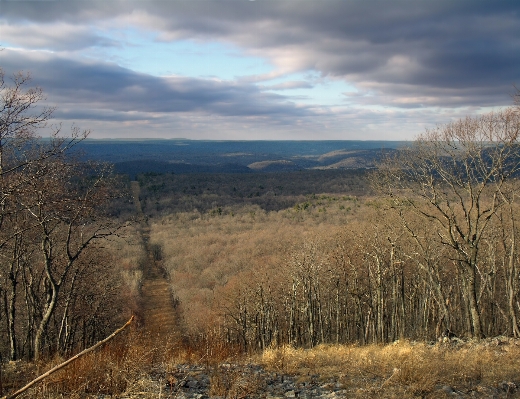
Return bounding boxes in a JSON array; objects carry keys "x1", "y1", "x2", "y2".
[
  {"x1": 0, "y1": 67, "x2": 123, "y2": 360},
  {"x1": 373, "y1": 108, "x2": 520, "y2": 338},
  {"x1": 18, "y1": 159, "x2": 120, "y2": 359},
  {"x1": 0, "y1": 69, "x2": 86, "y2": 249}
]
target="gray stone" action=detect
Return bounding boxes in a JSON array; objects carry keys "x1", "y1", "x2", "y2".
[
  {"x1": 499, "y1": 381, "x2": 517, "y2": 392},
  {"x1": 187, "y1": 380, "x2": 199, "y2": 389},
  {"x1": 440, "y1": 385, "x2": 455, "y2": 394}
]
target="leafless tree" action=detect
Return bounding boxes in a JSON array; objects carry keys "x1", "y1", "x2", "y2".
[
  {"x1": 373, "y1": 108, "x2": 520, "y2": 338},
  {"x1": 0, "y1": 68, "x2": 123, "y2": 360}
]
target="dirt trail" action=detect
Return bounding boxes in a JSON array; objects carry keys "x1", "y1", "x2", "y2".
[{"x1": 131, "y1": 181, "x2": 181, "y2": 339}]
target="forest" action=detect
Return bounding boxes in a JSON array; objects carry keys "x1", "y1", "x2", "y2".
[
  {"x1": 134, "y1": 107, "x2": 520, "y2": 350},
  {"x1": 2, "y1": 69, "x2": 520, "y2": 398}
]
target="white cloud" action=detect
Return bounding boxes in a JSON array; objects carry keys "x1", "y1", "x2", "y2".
[{"x1": 0, "y1": 21, "x2": 116, "y2": 51}]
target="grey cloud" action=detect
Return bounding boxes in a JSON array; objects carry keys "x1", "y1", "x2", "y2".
[
  {"x1": 2, "y1": 0, "x2": 520, "y2": 136},
  {"x1": 52, "y1": 108, "x2": 155, "y2": 122},
  {"x1": 260, "y1": 81, "x2": 313, "y2": 91},
  {"x1": 1, "y1": 49, "x2": 312, "y2": 120},
  {"x1": 4, "y1": 1, "x2": 519, "y2": 99},
  {"x1": 0, "y1": 1, "x2": 124, "y2": 23},
  {"x1": 141, "y1": 1, "x2": 520, "y2": 107}
]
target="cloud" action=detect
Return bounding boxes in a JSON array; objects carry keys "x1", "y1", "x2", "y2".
[
  {"x1": 1, "y1": 48, "x2": 317, "y2": 133},
  {"x1": 260, "y1": 81, "x2": 314, "y2": 91},
  {"x1": 4, "y1": 2, "x2": 520, "y2": 90},
  {"x1": 1, "y1": 1, "x2": 519, "y2": 139},
  {"x1": 0, "y1": 22, "x2": 117, "y2": 51}
]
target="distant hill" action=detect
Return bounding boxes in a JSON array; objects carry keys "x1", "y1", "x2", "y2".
[
  {"x1": 75, "y1": 139, "x2": 405, "y2": 177},
  {"x1": 114, "y1": 160, "x2": 252, "y2": 179},
  {"x1": 248, "y1": 160, "x2": 301, "y2": 172}
]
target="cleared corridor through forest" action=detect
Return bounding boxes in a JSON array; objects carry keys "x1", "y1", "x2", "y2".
[{"x1": 130, "y1": 181, "x2": 181, "y2": 339}]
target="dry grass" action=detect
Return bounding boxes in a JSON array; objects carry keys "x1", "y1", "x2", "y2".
[
  {"x1": 5, "y1": 337, "x2": 520, "y2": 398},
  {"x1": 1, "y1": 327, "x2": 249, "y2": 398},
  {"x1": 259, "y1": 339, "x2": 520, "y2": 397},
  {"x1": 2, "y1": 329, "x2": 182, "y2": 399},
  {"x1": 209, "y1": 365, "x2": 265, "y2": 398}
]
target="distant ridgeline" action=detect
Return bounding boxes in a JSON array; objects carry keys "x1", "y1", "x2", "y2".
[{"x1": 73, "y1": 139, "x2": 407, "y2": 179}]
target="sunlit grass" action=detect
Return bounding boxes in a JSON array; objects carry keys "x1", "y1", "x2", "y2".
[
  {"x1": 5, "y1": 337, "x2": 520, "y2": 398},
  {"x1": 259, "y1": 339, "x2": 520, "y2": 397}
]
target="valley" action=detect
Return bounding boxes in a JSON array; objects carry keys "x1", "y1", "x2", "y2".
[
  {"x1": 73, "y1": 139, "x2": 404, "y2": 177},
  {"x1": 4, "y1": 137, "x2": 520, "y2": 398}
]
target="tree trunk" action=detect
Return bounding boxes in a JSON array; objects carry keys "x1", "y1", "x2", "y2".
[
  {"x1": 465, "y1": 264, "x2": 483, "y2": 339},
  {"x1": 34, "y1": 278, "x2": 59, "y2": 360}
]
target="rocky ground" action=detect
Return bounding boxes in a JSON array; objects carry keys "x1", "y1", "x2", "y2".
[{"x1": 108, "y1": 359, "x2": 520, "y2": 399}]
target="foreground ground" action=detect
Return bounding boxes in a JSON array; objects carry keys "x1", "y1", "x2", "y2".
[{"x1": 4, "y1": 336, "x2": 520, "y2": 398}]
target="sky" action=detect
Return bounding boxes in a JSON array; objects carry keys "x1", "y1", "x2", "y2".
[{"x1": 1, "y1": 1, "x2": 519, "y2": 140}]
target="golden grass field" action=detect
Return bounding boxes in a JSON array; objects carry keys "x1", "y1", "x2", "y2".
[{"x1": 260, "y1": 339, "x2": 520, "y2": 398}]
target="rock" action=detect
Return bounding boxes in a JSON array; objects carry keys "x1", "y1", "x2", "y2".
[
  {"x1": 320, "y1": 383, "x2": 335, "y2": 390},
  {"x1": 440, "y1": 385, "x2": 455, "y2": 394},
  {"x1": 499, "y1": 381, "x2": 517, "y2": 393},
  {"x1": 475, "y1": 385, "x2": 500, "y2": 396},
  {"x1": 187, "y1": 379, "x2": 199, "y2": 389},
  {"x1": 284, "y1": 390, "x2": 296, "y2": 397}
]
